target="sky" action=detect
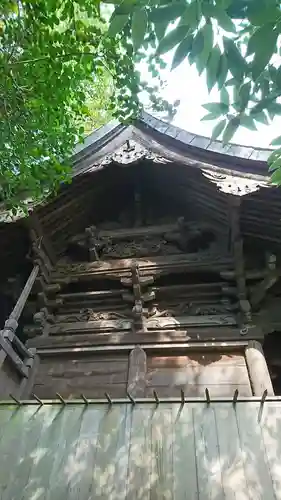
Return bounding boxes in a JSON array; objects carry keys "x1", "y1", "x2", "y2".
[{"x1": 140, "y1": 49, "x2": 281, "y2": 149}]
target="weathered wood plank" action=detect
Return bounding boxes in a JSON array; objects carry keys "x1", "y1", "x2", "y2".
[
  {"x1": 21, "y1": 407, "x2": 62, "y2": 500},
  {"x1": 0, "y1": 406, "x2": 39, "y2": 498},
  {"x1": 172, "y1": 405, "x2": 198, "y2": 500},
  {"x1": 150, "y1": 405, "x2": 173, "y2": 499},
  {"x1": 45, "y1": 407, "x2": 85, "y2": 500},
  {"x1": 235, "y1": 402, "x2": 275, "y2": 500},
  {"x1": 215, "y1": 404, "x2": 249, "y2": 500},
  {"x1": 146, "y1": 365, "x2": 250, "y2": 387},
  {"x1": 148, "y1": 353, "x2": 247, "y2": 368},
  {"x1": 91, "y1": 405, "x2": 128, "y2": 498},
  {"x1": 126, "y1": 406, "x2": 153, "y2": 499},
  {"x1": 67, "y1": 407, "x2": 106, "y2": 499},
  {"x1": 127, "y1": 346, "x2": 147, "y2": 397},
  {"x1": 260, "y1": 401, "x2": 281, "y2": 499},
  {"x1": 193, "y1": 405, "x2": 224, "y2": 500},
  {"x1": 7, "y1": 407, "x2": 58, "y2": 500}
]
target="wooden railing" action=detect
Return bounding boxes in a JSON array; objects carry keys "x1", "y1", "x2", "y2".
[{"x1": 0, "y1": 265, "x2": 39, "y2": 377}]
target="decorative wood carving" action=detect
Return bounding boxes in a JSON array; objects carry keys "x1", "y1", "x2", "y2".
[
  {"x1": 202, "y1": 169, "x2": 270, "y2": 196},
  {"x1": 100, "y1": 140, "x2": 169, "y2": 166}
]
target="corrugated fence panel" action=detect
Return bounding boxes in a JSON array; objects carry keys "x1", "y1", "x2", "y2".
[{"x1": 0, "y1": 403, "x2": 281, "y2": 499}]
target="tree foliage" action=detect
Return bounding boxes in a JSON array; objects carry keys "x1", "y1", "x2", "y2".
[
  {"x1": 0, "y1": 0, "x2": 171, "y2": 210},
  {"x1": 2, "y1": 0, "x2": 281, "y2": 212},
  {"x1": 108, "y1": 0, "x2": 281, "y2": 182}
]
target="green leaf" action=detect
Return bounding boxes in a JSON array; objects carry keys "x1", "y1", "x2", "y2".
[
  {"x1": 201, "y1": 112, "x2": 220, "y2": 121},
  {"x1": 214, "y1": 9, "x2": 236, "y2": 32},
  {"x1": 240, "y1": 115, "x2": 257, "y2": 131},
  {"x1": 171, "y1": 34, "x2": 193, "y2": 70},
  {"x1": 220, "y1": 87, "x2": 229, "y2": 107},
  {"x1": 203, "y1": 102, "x2": 229, "y2": 114},
  {"x1": 157, "y1": 25, "x2": 189, "y2": 54},
  {"x1": 211, "y1": 118, "x2": 226, "y2": 140},
  {"x1": 269, "y1": 157, "x2": 281, "y2": 171},
  {"x1": 271, "y1": 168, "x2": 281, "y2": 185},
  {"x1": 238, "y1": 81, "x2": 251, "y2": 111},
  {"x1": 132, "y1": 9, "x2": 148, "y2": 51},
  {"x1": 267, "y1": 102, "x2": 281, "y2": 116},
  {"x1": 250, "y1": 110, "x2": 269, "y2": 125},
  {"x1": 251, "y1": 28, "x2": 278, "y2": 80},
  {"x1": 268, "y1": 148, "x2": 281, "y2": 165},
  {"x1": 217, "y1": 54, "x2": 228, "y2": 90},
  {"x1": 206, "y1": 45, "x2": 221, "y2": 92},
  {"x1": 223, "y1": 38, "x2": 245, "y2": 82},
  {"x1": 270, "y1": 135, "x2": 281, "y2": 146},
  {"x1": 222, "y1": 118, "x2": 240, "y2": 145},
  {"x1": 108, "y1": 14, "x2": 129, "y2": 37},
  {"x1": 150, "y1": 4, "x2": 186, "y2": 23},
  {"x1": 202, "y1": 22, "x2": 213, "y2": 56},
  {"x1": 248, "y1": 4, "x2": 280, "y2": 26},
  {"x1": 247, "y1": 26, "x2": 269, "y2": 56},
  {"x1": 192, "y1": 22, "x2": 213, "y2": 75},
  {"x1": 180, "y1": 2, "x2": 200, "y2": 30},
  {"x1": 154, "y1": 22, "x2": 168, "y2": 42}
]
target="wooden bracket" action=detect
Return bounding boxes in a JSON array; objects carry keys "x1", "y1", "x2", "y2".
[
  {"x1": 250, "y1": 254, "x2": 278, "y2": 309},
  {"x1": 127, "y1": 346, "x2": 147, "y2": 397},
  {"x1": 131, "y1": 263, "x2": 147, "y2": 332},
  {"x1": 85, "y1": 226, "x2": 100, "y2": 261}
]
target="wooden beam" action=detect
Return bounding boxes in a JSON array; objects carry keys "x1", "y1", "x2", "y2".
[
  {"x1": 245, "y1": 340, "x2": 274, "y2": 396},
  {"x1": 27, "y1": 326, "x2": 264, "y2": 349},
  {"x1": 228, "y1": 196, "x2": 251, "y2": 323},
  {"x1": 36, "y1": 340, "x2": 250, "y2": 356},
  {"x1": 127, "y1": 346, "x2": 147, "y2": 397}
]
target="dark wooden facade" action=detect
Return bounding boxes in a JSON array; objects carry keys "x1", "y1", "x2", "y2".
[{"x1": 1, "y1": 112, "x2": 280, "y2": 401}]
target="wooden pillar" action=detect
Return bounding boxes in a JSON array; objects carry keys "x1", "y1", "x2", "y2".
[
  {"x1": 245, "y1": 340, "x2": 274, "y2": 396},
  {"x1": 228, "y1": 196, "x2": 251, "y2": 324},
  {"x1": 127, "y1": 346, "x2": 147, "y2": 397}
]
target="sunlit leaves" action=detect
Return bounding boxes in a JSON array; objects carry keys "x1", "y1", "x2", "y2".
[
  {"x1": 211, "y1": 119, "x2": 226, "y2": 140},
  {"x1": 108, "y1": 13, "x2": 129, "y2": 36},
  {"x1": 132, "y1": 9, "x2": 147, "y2": 50},
  {"x1": 223, "y1": 38, "x2": 246, "y2": 82},
  {"x1": 157, "y1": 25, "x2": 189, "y2": 55},
  {"x1": 270, "y1": 136, "x2": 281, "y2": 147},
  {"x1": 171, "y1": 34, "x2": 193, "y2": 70},
  {"x1": 202, "y1": 102, "x2": 229, "y2": 114},
  {"x1": 222, "y1": 117, "x2": 240, "y2": 145}
]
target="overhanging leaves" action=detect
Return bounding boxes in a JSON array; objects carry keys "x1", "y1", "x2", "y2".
[
  {"x1": 211, "y1": 118, "x2": 226, "y2": 139},
  {"x1": 132, "y1": 9, "x2": 148, "y2": 51},
  {"x1": 171, "y1": 34, "x2": 193, "y2": 70}
]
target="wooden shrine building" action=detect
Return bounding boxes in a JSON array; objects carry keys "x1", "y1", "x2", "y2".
[{"x1": 1, "y1": 111, "x2": 281, "y2": 401}]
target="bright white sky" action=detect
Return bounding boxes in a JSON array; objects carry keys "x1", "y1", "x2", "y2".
[{"x1": 141, "y1": 52, "x2": 281, "y2": 149}]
